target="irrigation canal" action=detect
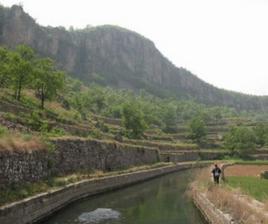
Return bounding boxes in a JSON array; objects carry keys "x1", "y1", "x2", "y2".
[{"x1": 41, "y1": 170, "x2": 205, "y2": 224}]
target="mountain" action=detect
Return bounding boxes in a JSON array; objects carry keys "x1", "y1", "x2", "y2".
[{"x1": 0, "y1": 5, "x2": 268, "y2": 111}]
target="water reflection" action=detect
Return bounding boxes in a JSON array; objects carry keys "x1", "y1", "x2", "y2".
[
  {"x1": 78, "y1": 208, "x2": 120, "y2": 223},
  {"x1": 41, "y1": 170, "x2": 205, "y2": 224}
]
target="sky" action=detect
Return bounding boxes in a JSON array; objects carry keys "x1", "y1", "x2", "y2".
[{"x1": 1, "y1": 0, "x2": 268, "y2": 96}]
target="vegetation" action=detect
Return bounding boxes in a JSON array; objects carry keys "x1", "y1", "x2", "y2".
[
  {"x1": 33, "y1": 58, "x2": 65, "y2": 109},
  {"x1": 226, "y1": 176, "x2": 268, "y2": 202},
  {"x1": 122, "y1": 102, "x2": 146, "y2": 138},
  {"x1": 224, "y1": 124, "x2": 268, "y2": 155},
  {"x1": 0, "y1": 45, "x2": 65, "y2": 109},
  {"x1": 0, "y1": 132, "x2": 45, "y2": 152},
  {"x1": 0, "y1": 44, "x2": 267, "y2": 142},
  {"x1": 188, "y1": 116, "x2": 207, "y2": 143},
  {"x1": 224, "y1": 126, "x2": 257, "y2": 153},
  {"x1": 0, "y1": 162, "x2": 171, "y2": 206},
  {"x1": 191, "y1": 167, "x2": 268, "y2": 224}
]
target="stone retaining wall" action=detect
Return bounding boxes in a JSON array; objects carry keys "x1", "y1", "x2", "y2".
[
  {"x1": 0, "y1": 138, "x2": 159, "y2": 187},
  {"x1": 123, "y1": 139, "x2": 198, "y2": 151},
  {"x1": 160, "y1": 151, "x2": 227, "y2": 163},
  {"x1": 0, "y1": 162, "x2": 209, "y2": 224}
]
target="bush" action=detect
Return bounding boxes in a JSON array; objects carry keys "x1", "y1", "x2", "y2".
[
  {"x1": 224, "y1": 126, "x2": 257, "y2": 155},
  {"x1": 88, "y1": 129, "x2": 102, "y2": 139},
  {"x1": 95, "y1": 121, "x2": 109, "y2": 133},
  {"x1": 188, "y1": 116, "x2": 207, "y2": 143},
  {"x1": 0, "y1": 125, "x2": 7, "y2": 137},
  {"x1": 253, "y1": 124, "x2": 268, "y2": 147},
  {"x1": 28, "y1": 110, "x2": 44, "y2": 131},
  {"x1": 260, "y1": 171, "x2": 268, "y2": 179},
  {"x1": 122, "y1": 102, "x2": 147, "y2": 139}
]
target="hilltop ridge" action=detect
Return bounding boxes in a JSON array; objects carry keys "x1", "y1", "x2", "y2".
[{"x1": 0, "y1": 5, "x2": 268, "y2": 111}]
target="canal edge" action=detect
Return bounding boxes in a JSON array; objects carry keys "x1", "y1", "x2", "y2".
[{"x1": 0, "y1": 161, "x2": 210, "y2": 224}]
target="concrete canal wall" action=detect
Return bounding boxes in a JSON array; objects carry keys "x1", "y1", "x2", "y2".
[
  {"x1": 193, "y1": 190, "x2": 235, "y2": 224},
  {"x1": 0, "y1": 162, "x2": 209, "y2": 224}
]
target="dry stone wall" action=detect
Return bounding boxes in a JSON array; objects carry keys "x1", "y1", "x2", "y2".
[
  {"x1": 160, "y1": 151, "x2": 227, "y2": 163},
  {"x1": 0, "y1": 138, "x2": 159, "y2": 187},
  {"x1": 0, "y1": 162, "x2": 210, "y2": 224}
]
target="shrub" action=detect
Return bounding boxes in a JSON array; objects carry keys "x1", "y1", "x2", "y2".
[
  {"x1": 0, "y1": 125, "x2": 7, "y2": 137},
  {"x1": 253, "y1": 124, "x2": 268, "y2": 147},
  {"x1": 224, "y1": 126, "x2": 257, "y2": 155},
  {"x1": 28, "y1": 110, "x2": 44, "y2": 130},
  {"x1": 122, "y1": 102, "x2": 147, "y2": 139},
  {"x1": 89, "y1": 129, "x2": 102, "y2": 139},
  {"x1": 95, "y1": 121, "x2": 109, "y2": 133},
  {"x1": 188, "y1": 116, "x2": 207, "y2": 143}
]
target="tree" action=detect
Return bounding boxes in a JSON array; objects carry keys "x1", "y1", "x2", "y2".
[
  {"x1": 33, "y1": 58, "x2": 65, "y2": 109},
  {"x1": 224, "y1": 126, "x2": 257, "y2": 154},
  {"x1": 253, "y1": 124, "x2": 268, "y2": 147},
  {"x1": 87, "y1": 86, "x2": 107, "y2": 113},
  {"x1": 9, "y1": 45, "x2": 34, "y2": 100},
  {"x1": 188, "y1": 116, "x2": 207, "y2": 143},
  {"x1": 122, "y1": 102, "x2": 147, "y2": 138},
  {"x1": 0, "y1": 47, "x2": 11, "y2": 88},
  {"x1": 162, "y1": 104, "x2": 178, "y2": 132}
]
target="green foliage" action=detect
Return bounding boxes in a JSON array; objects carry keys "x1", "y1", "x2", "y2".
[
  {"x1": 67, "y1": 84, "x2": 236, "y2": 133},
  {"x1": 122, "y1": 102, "x2": 147, "y2": 139},
  {"x1": 88, "y1": 128, "x2": 103, "y2": 139},
  {"x1": 0, "y1": 125, "x2": 7, "y2": 137},
  {"x1": 95, "y1": 121, "x2": 109, "y2": 133},
  {"x1": 260, "y1": 171, "x2": 268, "y2": 179},
  {"x1": 224, "y1": 126, "x2": 257, "y2": 154},
  {"x1": 226, "y1": 176, "x2": 268, "y2": 201},
  {"x1": 33, "y1": 58, "x2": 65, "y2": 109},
  {"x1": 0, "y1": 47, "x2": 11, "y2": 88},
  {"x1": 253, "y1": 123, "x2": 268, "y2": 147},
  {"x1": 188, "y1": 116, "x2": 207, "y2": 143},
  {"x1": 10, "y1": 45, "x2": 35, "y2": 101},
  {"x1": 0, "y1": 45, "x2": 65, "y2": 108},
  {"x1": 28, "y1": 110, "x2": 45, "y2": 131},
  {"x1": 162, "y1": 104, "x2": 178, "y2": 133}
]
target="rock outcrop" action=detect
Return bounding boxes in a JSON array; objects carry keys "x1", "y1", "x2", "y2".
[{"x1": 0, "y1": 5, "x2": 268, "y2": 111}]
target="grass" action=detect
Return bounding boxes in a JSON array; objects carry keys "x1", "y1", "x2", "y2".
[
  {"x1": 124, "y1": 138, "x2": 198, "y2": 149},
  {"x1": 191, "y1": 167, "x2": 268, "y2": 223},
  {"x1": 0, "y1": 132, "x2": 46, "y2": 152},
  {"x1": 0, "y1": 162, "x2": 172, "y2": 207},
  {"x1": 223, "y1": 158, "x2": 268, "y2": 165},
  {"x1": 226, "y1": 176, "x2": 268, "y2": 201}
]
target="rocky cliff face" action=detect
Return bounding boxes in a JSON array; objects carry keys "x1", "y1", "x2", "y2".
[{"x1": 1, "y1": 5, "x2": 268, "y2": 111}]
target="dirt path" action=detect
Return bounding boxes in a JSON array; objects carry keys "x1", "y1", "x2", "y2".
[{"x1": 224, "y1": 165, "x2": 268, "y2": 177}]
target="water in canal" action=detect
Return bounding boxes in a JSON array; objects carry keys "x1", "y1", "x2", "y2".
[{"x1": 41, "y1": 170, "x2": 206, "y2": 224}]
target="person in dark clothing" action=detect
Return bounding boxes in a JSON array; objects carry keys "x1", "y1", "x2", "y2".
[{"x1": 211, "y1": 164, "x2": 221, "y2": 184}]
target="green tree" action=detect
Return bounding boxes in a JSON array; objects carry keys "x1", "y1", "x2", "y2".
[
  {"x1": 122, "y1": 102, "x2": 146, "y2": 138},
  {"x1": 0, "y1": 47, "x2": 11, "y2": 88},
  {"x1": 33, "y1": 58, "x2": 65, "y2": 109},
  {"x1": 224, "y1": 126, "x2": 257, "y2": 154},
  {"x1": 253, "y1": 124, "x2": 268, "y2": 147},
  {"x1": 162, "y1": 104, "x2": 177, "y2": 133},
  {"x1": 10, "y1": 45, "x2": 34, "y2": 100},
  {"x1": 188, "y1": 116, "x2": 207, "y2": 143},
  {"x1": 90, "y1": 87, "x2": 106, "y2": 113}
]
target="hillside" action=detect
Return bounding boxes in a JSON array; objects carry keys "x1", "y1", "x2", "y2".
[{"x1": 0, "y1": 5, "x2": 268, "y2": 111}]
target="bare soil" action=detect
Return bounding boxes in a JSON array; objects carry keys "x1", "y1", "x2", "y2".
[{"x1": 225, "y1": 165, "x2": 268, "y2": 177}]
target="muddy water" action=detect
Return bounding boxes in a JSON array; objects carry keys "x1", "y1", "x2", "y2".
[{"x1": 41, "y1": 170, "x2": 205, "y2": 224}]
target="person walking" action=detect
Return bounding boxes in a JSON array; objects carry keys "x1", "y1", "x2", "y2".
[{"x1": 211, "y1": 164, "x2": 221, "y2": 184}]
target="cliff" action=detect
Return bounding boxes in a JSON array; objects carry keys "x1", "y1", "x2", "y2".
[{"x1": 1, "y1": 5, "x2": 268, "y2": 111}]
